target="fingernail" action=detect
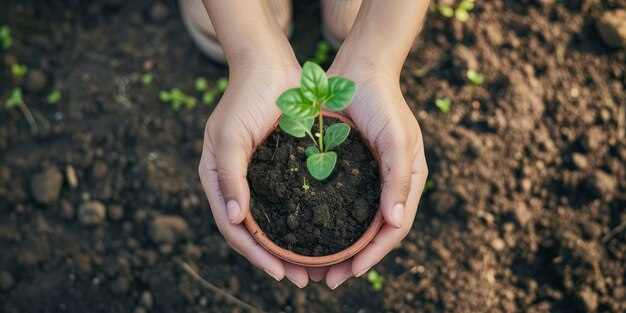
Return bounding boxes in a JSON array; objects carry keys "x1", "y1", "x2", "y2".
[
  {"x1": 286, "y1": 275, "x2": 304, "y2": 289},
  {"x1": 264, "y1": 269, "x2": 281, "y2": 281},
  {"x1": 391, "y1": 203, "x2": 404, "y2": 228},
  {"x1": 227, "y1": 200, "x2": 240, "y2": 223},
  {"x1": 331, "y1": 277, "x2": 349, "y2": 290},
  {"x1": 355, "y1": 267, "x2": 371, "y2": 278}
]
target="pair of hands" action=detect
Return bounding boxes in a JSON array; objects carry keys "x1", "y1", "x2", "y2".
[{"x1": 198, "y1": 55, "x2": 428, "y2": 289}]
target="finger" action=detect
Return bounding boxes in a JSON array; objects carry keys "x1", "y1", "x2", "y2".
[
  {"x1": 325, "y1": 260, "x2": 353, "y2": 290},
  {"x1": 351, "y1": 149, "x2": 428, "y2": 277},
  {"x1": 212, "y1": 133, "x2": 251, "y2": 224},
  {"x1": 284, "y1": 262, "x2": 309, "y2": 289},
  {"x1": 376, "y1": 129, "x2": 414, "y2": 229},
  {"x1": 199, "y1": 146, "x2": 285, "y2": 281},
  {"x1": 307, "y1": 266, "x2": 329, "y2": 282}
]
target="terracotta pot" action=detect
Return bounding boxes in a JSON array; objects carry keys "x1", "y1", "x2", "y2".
[{"x1": 243, "y1": 111, "x2": 384, "y2": 267}]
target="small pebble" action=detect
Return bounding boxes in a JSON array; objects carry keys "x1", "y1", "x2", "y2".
[{"x1": 78, "y1": 201, "x2": 107, "y2": 226}]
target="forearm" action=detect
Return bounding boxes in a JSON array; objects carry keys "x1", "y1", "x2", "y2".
[
  {"x1": 332, "y1": 0, "x2": 429, "y2": 78},
  {"x1": 201, "y1": 0, "x2": 297, "y2": 71}
]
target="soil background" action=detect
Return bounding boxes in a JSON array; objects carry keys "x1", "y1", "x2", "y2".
[{"x1": 1, "y1": 0, "x2": 626, "y2": 312}]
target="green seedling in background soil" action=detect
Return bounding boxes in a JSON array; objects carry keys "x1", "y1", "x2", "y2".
[
  {"x1": 310, "y1": 41, "x2": 331, "y2": 65},
  {"x1": 467, "y1": 69, "x2": 484, "y2": 96},
  {"x1": 141, "y1": 73, "x2": 153, "y2": 86},
  {"x1": 0, "y1": 25, "x2": 12, "y2": 50},
  {"x1": 276, "y1": 61, "x2": 356, "y2": 180},
  {"x1": 436, "y1": 98, "x2": 452, "y2": 114},
  {"x1": 605, "y1": 98, "x2": 615, "y2": 108},
  {"x1": 195, "y1": 77, "x2": 228, "y2": 105},
  {"x1": 159, "y1": 88, "x2": 197, "y2": 111},
  {"x1": 302, "y1": 177, "x2": 310, "y2": 193},
  {"x1": 4, "y1": 88, "x2": 38, "y2": 133},
  {"x1": 11, "y1": 63, "x2": 27, "y2": 77},
  {"x1": 424, "y1": 179, "x2": 435, "y2": 192},
  {"x1": 437, "y1": 0, "x2": 475, "y2": 22},
  {"x1": 367, "y1": 270, "x2": 384, "y2": 291},
  {"x1": 47, "y1": 90, "x2": 61, "y2": 104},
  {"x1": 289, "y1": 167, "x2": 299, "y2": 172}
]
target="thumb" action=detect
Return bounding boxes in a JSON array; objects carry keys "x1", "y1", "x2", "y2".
[
  {"x1": 377, "y1": 134, "x2": 412, "y2": 229},
  {"x1": 214, "y1": 139, "x2": 251, "y2": 224}
]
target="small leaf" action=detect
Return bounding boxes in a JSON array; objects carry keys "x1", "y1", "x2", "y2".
[
  {"x1": 435, "y1": 98, "x2": 452, "y2": 113},
  {"x1": 455, "y1": 9, "x2": 469, "y2": 22},
  {"x1": 216, "y1": 77, "x2": 228, "y2": 92},
  {"x1": 458, "y1": 0, "x2": 475, "y2": 11},
  {"x1": 325, "y1": 77, "x2": 356, "y2": 111},
  {"x1": 159, "y1": 91, "x2": 171, "y2": 102},
  {"x1": 307, "y1": 152, "x2": 337, "y2": 180},
  {"x1": 466, "y1": 69, "x2": 485, "y2": 85},
  {"x1": 11, "y1": 63, "x2": 27, "y2": 77},
  {"x1": 279, "y1": 115, "x2": 314, "y2": 138},
  {"x1": 5, "y1": 88, "x2": 22, "y2": 109},
  {"x1": 301, "y1": 61, "x2": 329, "y2": 102},
  {"x1": 141, "y1": 73, "x2": 153, "y2": 86},
  {"x1": 195, "y1": 78, "x2": 208, "y2": 91},
  {"x1": 438, "y1": 5, "x2": 454, "y2": 17},
  {"x1": 47, "y1": 90, "x2": 62, "y2": 104},
  {"x1": 202, "y1": 91, "x2": 215, "y2": 104},
  {"x1": 323, "y1": 123, "x2": 350, "y2": 151},
  {"x1": 276, "y1": 88, "x2": 319, "y2": 119},
  {"x1": 305, "y1": 146, "x2": 320, "y2": 157}
]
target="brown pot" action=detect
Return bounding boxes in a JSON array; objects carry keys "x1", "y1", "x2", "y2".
[{"x1": 243, "y1": 110, "x2": 385, "y2": 267}]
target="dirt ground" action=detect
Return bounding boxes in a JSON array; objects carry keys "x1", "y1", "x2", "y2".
[{"x1": 1, "y1": 0, "x2": 625, "y2": 312}]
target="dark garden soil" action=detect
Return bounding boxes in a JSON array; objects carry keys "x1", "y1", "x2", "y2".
[
  {"x1": 1, "y1": 0, "x2": 626, "y2": 312},
  {"x1": 249, "y1": 120, "x2": 379, "y2": 256}
]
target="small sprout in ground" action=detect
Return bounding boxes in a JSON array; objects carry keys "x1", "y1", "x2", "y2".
[
  {"x1": 159, "y1": 88, "x2": 197, "y2": 111},
  {"x1": 141, "y1": 73, "x2": 154, "y2": 86},
  {"x1": 438, "y1": 5, "x2": 454, "y2": 17},
  {"x1": 367, "y1": 270, "x2": 384, "y2": 291},
  {"x1": 202, "y1": 91, "x2": 215, "y2": 105},
  {"x1": 276, "y1": 61, "x2": 356, "y2": 180},
  {"x1": 605, "y1": 98, "x2": 615, "y2": 108},
  {"x1": 435, "y1": 98, "x2": 452, "y2": 114},
  {"x1": 438, "y1": 0, "x2": 475, "y2": 22},
  {"x1": 302, "y1": 177, "x2": 310, "y2": 192},
  {"x1": 195, "y1": 77, "x2": 209, "y2": 92},
  {"x1": 289, "y1": 167, "x2": 299, "y2": 172},
  {"x1": 467, "y1": 69, "x2": 485, "y2": 86},
  {"x1": 310, "y1": 41, "x2": 330, "y2": 65},
  {"x1": 47, "y1": 90, "x2": 62, "y2": 104},
  {"x1": 4, "y1": 87, "x2": 38, "y2": 133},
  {"x1": 5, "y1": 87, "x2": 23, "y2": 109},
  {"x1": 11, "y1": 63, "x2": 27, "y2": 77},
  {"x1": 424, "y1": 179, "x2": 435, "y2": 192},
  {"x1": 216, "y1": 77, "x2": 228, "y2": 93},
  {"x1": 0, "y1": 25, "x2": 12, "y2": 50}
]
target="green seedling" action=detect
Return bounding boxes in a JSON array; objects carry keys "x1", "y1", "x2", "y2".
[
  {"x1": 302, "y1": 177, "x2": 310, "y2": 193},
  {"x1": 435, "y1": 98, "x2": 452, "y2": 114},
  {"x1": 195, "y1": 77, "x2": 209, "y2": 92},
  {"x1": 159, "y1": 88, "x2": 197, "y2": 111},
  {"x1": 310, "y1": 41, "x2": 331, "y2": 65},
  {"x1": 216, "y1": 77, "x2": 228, "y2": 93},
  {"x1": 141, "y1": 73, "x2": 154, "y2": 86},
  {"x1": 605, "y1": 98, "x2": 615, "y2": 108},
  {"x1": 289, "y1": 167, "x2": 299, "y2": 172},
  {"x1": 438, "y1": 0, "x2": 475, "y2": 22},
  {"x1": 11, "y1": 63, "x2": 28, "y2": 77},
  {"x1": 194, "y1": 77, "x2": 228, "y2": 105},
  {"x1": 47, "y1": 90, "x2": 62, "y2": 104},
  {"x1": 467, "y1": 69, "x2": 484, "y2": 86},
  {"x1": 276, "y1": 61, "x2": 356, "y2": 180},
  {"x1": 367, "y1": 270, "x2": 384, "y2": 291},
  {"x1": 4, "y1": 88, "x2": 38, "y2": 133},
  {"x1": 0, "y1": 25, "x2": 12, "y2": 50}
]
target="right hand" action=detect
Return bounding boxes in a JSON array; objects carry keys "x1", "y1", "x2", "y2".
[{"x1": 198, "y1": 59, "x2": 311, "y2": 288}]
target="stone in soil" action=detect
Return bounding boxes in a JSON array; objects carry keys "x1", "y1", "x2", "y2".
[
  {"x1": 0, "y1": 271, "x2": 14, "y2": 290},
  {"x1": 596, "y1": 9, "x2": 626, "y2": 48},
  {"x1": 110, "y1": 276, "x2": 130, "y2": 295},
  {"x1": 139, "y1": 290, "x2": 153, "y2": 309},
  {"x1": 78, "y1": 201, "x2": 107, "y2": 225},
  {"x1": 31, "y1": 167, "x2": 64, "y2": 205},
  {"x1": 25, "y1": 68, "x2": 47, "y2": 92},
  {"x1": 148, "y1": 215, "x2": 192, "y2": 244},
  {"x1": 108, "y1": 205, "x2": 125, "y2": 221},
  {"x1": 577, "y1": 287, "x2": 598, "y2": 312},
  {"x1": 589, "y1": 170, "x2": 617, "y2": 198},
  {"x1": 65, "y1": 165, "x2": 79, "y2": 189}
]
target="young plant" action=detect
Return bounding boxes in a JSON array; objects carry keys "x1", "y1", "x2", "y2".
[
  {"x1": 366, "y1": 270, "x2": 384, "y2": 291},
  {"x1": 0, "y1": 25, "x2": 12, "y2": 50},
  {"x1": 438, "y1": 0, "x2": 475, "y2": 22},
  {"x1": 466, "y1": 69, "x2": 484, "y2": 86},
  {"x1": 4, "y1": 87, "x2": 38, "y2": 133},
  {"x1": 141, "y1": 73, "x2": 154, "y2": 86},
  {"x1": 195, "y1": 77, "x2": 228, "y2": 105},
  {"x1": 310, "y1": 41, "x2": 330, "y2": 65},
  {"x1": 47, "y1": 90, "x2": 62, "y2": 104},
  {"x1": 159, "y1": 88, "x2": 197, "y2": 111},
  {"x1": 276, "y1": 61, "x2": 356, "y2": 180},
  {"x1": 435, "y1": 98, "x2": 452, "y2": 114},
  {"x1": 11, "y1": 63, "x2": 27, "y2": 77}
]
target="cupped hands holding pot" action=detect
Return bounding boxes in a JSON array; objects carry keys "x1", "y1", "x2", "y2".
[{"x1": 198, "y1": 0, "x2": 429, "y2": 289}]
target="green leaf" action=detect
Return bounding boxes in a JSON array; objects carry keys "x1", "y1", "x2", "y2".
[
  {"x1": 141, "y1": 73, "x2": 153, "y2": 86},
  {"x1": 467, "y1": 69, "x2": 485, "y2": 85},
  {"x1": 458, "y1": 0, "x2": 475, "y2": 11},
  {"x1": 305, "y1": 146, "x2": 320, "y2": 157},
  {"x1": 325, "y1": 77, "x2": 356, "y2": 111},
  {"x1": 202, "y1": 91, "x2": 215, "y2": 104},
  {"x1": 279, "y1": 115, "x2": 314, "y2": 138},
  {"x1": 11, "y1": 63, "x2": 27, "y2": 77},
  {"x1": 455, "y1": 9, "x2": 469, "y2": 22},
  {"x1": 159, "y1": 91, "x2": 171, "y2": 102},
  {"x1": 5, "y1": 88, "x2": 22, "y2": 109},
  {"x1": 276, "y1": 88, "x2": 319, "y2": 119},
  {"x1": 301, "y1": 61, "x2": 329, "y2": 102},
  {"x1": 323, "y1": 123, "x2": 350, "y2": 151},
  {"x1": 435, "y1": 98, "x2": 452, "y2": 113},
  {"x1": 306, "y1": 152, "x2": 337, "y2": 180},
  {"x1": 47, "y1": 90, "x2": 62, "y2": 104},
  {"x1": 216, "y1": 77, "x2": 228, "y2": 92},
  {"x1": 195, "y1": 77, "x2": 208, "y2": 91},
  {"x1": 438, "y1": 5, "x2": 454, "y2": 17}
]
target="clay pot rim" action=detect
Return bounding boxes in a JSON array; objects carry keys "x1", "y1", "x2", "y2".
[{"x1": 243, "y1": 110, "x2": 384, "y2": 267}]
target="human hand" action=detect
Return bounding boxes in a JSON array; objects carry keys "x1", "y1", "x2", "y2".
[
  {"x1": 198, "y1": 59, "x2": 311, "y2": 288},
  {"x1": 311, "y1": 65, "x2": 428, "y2": 289}
]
